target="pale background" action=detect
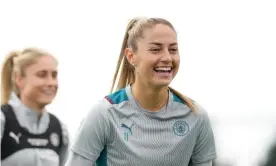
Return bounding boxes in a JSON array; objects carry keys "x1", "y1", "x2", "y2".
[{"x1": 0, "y1": 0, "x2": 276, "y2": 165}]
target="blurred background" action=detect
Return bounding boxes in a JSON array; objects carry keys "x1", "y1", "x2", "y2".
[{"x1": 0, "y1": 0, "x2": 275, "y2": 165}]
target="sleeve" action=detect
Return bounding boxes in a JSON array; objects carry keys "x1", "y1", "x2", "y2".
[
  {"x1": 0, "y1": 110, "x2": 6, "y2": 158},
  {"x1": 190, "y1": 105, "x2": 217, "y2": 164},
  {"x1": 65, "y1": 99, "x2": 111, "y2": 166},
  {"x1": 189, "y1": 160, "x2": 212, "y2": 166},
  {"x1": 0, "y1": 111, "x2": 6, "y2": 141},
  {"x1": 59, "y1": 121, "x2": 70, "y2": 166},
  {"x1": 65, "y1": 152, "x2": 97, "y2": 166}
]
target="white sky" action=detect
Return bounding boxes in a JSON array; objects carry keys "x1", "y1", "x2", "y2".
[{"x1": 0, "y1": 0, "x2": 275, "y2": 165}]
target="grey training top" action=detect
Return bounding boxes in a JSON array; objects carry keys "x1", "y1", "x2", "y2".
[
  {"x1": 65, "y1": 85, "x2": 216, "y2": 166},
  {"x1": 0, "y1": 93, "x2": 70, "y2": 166}
]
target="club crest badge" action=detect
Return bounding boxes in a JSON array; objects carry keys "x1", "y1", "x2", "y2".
[
  {"x1": 50, "y1": 132, "x2": 60, "y2": 147},
  {"x1": 173, "y1": 120, "x2": 189, "y2": 136}
]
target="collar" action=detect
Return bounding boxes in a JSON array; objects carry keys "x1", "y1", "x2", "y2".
[
  {"x1": 125, "y1": 84, "x2": 173, "y2": 114},
  {"x1": 8, "y1": 92, "x2": 49, "y2": 124}
]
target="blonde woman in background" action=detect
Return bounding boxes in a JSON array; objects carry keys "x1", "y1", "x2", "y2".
[
  {"x1": 65, "y1": 17, "x2": 216, "y2": 166},
  {"x1": 0, "y1": 48, "x2": 69, "y2": 166}
]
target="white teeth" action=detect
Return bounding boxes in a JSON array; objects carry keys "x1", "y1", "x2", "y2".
[
  {"x1": 154, "y1": 67, "x2": 172, "y2": 71},
  {"x1": 42, "y1": 90, "x2": 55, "y2": 95}
]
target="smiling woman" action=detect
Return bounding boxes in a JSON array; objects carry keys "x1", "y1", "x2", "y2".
[
  {"x1": 1, "y1": 48, "x2": 69, "y2": 166},
  {"x1": 1, "y1": 48, "x2": 58, "y2": 107},
  {"x1": 65, "y1": 17, "x2": 217, "y2": 166}
]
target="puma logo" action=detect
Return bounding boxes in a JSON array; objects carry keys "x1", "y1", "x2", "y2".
[
  {"x1": 9, "y1": 131, "x2": 21, "y2": 144},
  {"x1": 121, "y1": 123, "x2": 134, "y2": 134}
]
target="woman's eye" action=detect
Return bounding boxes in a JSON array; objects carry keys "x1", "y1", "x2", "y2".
[
  {"x1": 170, "y1": 48, "x2": 178, "y2": 53},
  {"x1": 149, "y1": 48, "x2": 161, "y2": 52},
  {"x1": 36, "y1": 71, "x2": 47, "y2": 78}
]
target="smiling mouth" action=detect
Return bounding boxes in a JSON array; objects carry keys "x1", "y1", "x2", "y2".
[
  {"x1": 153, "y1": 66, "x2": 172, "y2": 73},
  {"x1": 41, "y1": 89, "x2": 56, "y2": 96}
]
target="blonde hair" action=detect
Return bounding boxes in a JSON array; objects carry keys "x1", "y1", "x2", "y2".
[
  {"x1": 110, "y1": 17, "x2": 196, "y2": 112},
  {"x1": 1, "y1": 47, "x2": 55, "y2": 105}
]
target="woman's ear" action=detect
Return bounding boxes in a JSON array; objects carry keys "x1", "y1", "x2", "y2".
[
  {"x1": 125, "y1": 48, "x2": 137, "y2": 66},
  {"x1": 15, "y1": 73, "x2": 24, "y2": 90}
]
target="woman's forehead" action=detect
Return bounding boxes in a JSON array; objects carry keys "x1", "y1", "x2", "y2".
[{"x1": 139, "y1": 24, "x2": 177, "y2": 45}]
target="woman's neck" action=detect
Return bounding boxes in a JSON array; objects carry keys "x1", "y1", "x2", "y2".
[
  {"x1": 20, "y1": 96, "x2": 45, "y2": 117},
  {"x1": 131, "y1": 82, "x2": 169, "y2": 111}
]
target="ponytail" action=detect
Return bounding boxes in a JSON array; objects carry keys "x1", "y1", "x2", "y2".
[
  {"x1": 1, "y1": 51, "x2": 19, "y2": 105},
  {"x1": 110, "y1": 19, "x2": 139, "y2": 93},
  {"x1": 169, "y1": 87, "x2": 197, "y2": 113}
]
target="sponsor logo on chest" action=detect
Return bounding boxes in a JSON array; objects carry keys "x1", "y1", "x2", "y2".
[
  {"x1": 27, "y1": 132, "x2": 60, "y2": 147},
  {"x1": 27, "y1": 138, "x2": 49, "y2": 146},
  {"x1": 9, "y1": 131, "x2": 60, "y2": 147}
]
